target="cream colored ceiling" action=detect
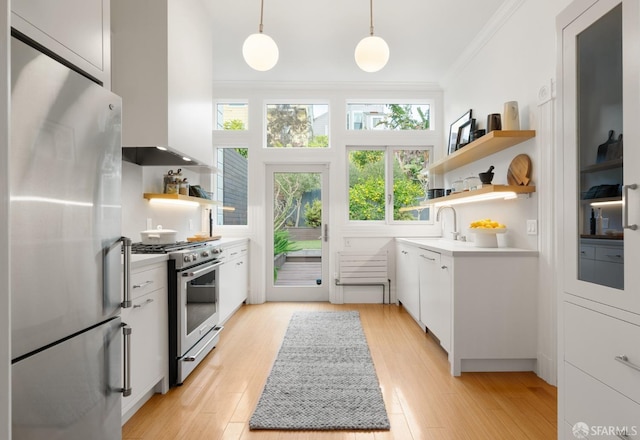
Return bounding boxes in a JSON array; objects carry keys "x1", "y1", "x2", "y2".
[{"x1": 206, "y1": 0, "x2": 509, "y2": 84}]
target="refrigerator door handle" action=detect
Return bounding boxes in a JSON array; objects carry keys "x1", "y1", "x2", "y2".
[
  {"x1": 121, "y1": 323, "x2": 132, "y2": 396},
  {"x1": 121, "y1": 236, "x2": 132, "y2": 308}
]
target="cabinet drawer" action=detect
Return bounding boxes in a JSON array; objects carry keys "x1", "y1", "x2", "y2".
[
  {"x1": 595, "y1": 246, "x2": 624, "y2": 263},
  {"x1": 579, "y1": 245, "x2": 595, "y2": 260},
  {"x1": 226, "y1": 244, "x2": 248, "y2": 260},
  {"x1": 564, "y1": 302, "x2": 640, "y2": 403},
  {"x1": 564, "y1": 363, "x2": 640, "y2": 438},
  {"x1": 130, "y1": 265, "x2": 166, "y2": 300}
]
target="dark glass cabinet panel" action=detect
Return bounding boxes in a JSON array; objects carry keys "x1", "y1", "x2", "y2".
[{"x1": 577, "y1": 5, "x2": 624, "y2": 289}]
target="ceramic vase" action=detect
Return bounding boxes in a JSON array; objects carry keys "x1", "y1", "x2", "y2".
[{"x1": 503, "y1": 101, "x2": 520, "y2": 130}]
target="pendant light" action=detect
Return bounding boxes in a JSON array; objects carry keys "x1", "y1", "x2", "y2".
[
  {"x1": 354, "y1": 0, "x2": 389, "y2": 72},
  {"x1": 243, "y1": 0, "x2": 279, "y2": 71}
]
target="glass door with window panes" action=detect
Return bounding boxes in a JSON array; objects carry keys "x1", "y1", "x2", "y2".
[{"x1": 266, "y1": 164, "x2": 329, "y2": 301}]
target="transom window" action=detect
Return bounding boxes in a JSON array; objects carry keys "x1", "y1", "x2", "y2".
[
  {"x1": 346, "y1": 103, "x2": 431, "y2": 130},
  {"x1": 265, "y1": 104, "x2": 329, "y2": 148},
  {"x1": 215, "y1": 102, "x2": 248, "y2": 130}
]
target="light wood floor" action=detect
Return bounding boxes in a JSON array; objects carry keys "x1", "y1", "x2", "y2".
[{"x1": 123, "y1": 303, "x2": 557, "y2": 440}]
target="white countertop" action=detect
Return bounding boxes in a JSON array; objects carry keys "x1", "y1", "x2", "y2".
[{"x1": 396, "y1": 237, "x2": 538, "y2": 257}]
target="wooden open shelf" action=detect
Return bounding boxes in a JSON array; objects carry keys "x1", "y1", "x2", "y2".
[
  {"x1": 426, "y1": 184, "x2": 536, "y2": 205},
  {"x1": 143, "y1": 193, "x2": 221, "y2": 206},
  {"x1": 400, "y1": 185, "x2": 536, "y2": 210},
  {"x1": 429, "y1": 130, "x2": 536, "y2": 174}
]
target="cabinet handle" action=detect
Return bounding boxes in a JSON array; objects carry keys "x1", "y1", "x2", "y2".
[
  {"x1": 132, "y1": 280, "x2": 154, "y2": 289},
  {"x1": 441, "y1": 265, "x2": 447, "y2": 270},
  {"x1": 402, "y1": 250, "x2": 408, "y2": 255},
  {"x1": 121, "y1": 324, "x2": 132, "y2": 397},
  {"x1": 614, "y1": 355, "x2": 640, "y2": 373},
  {"x1": 420, "y1": 254, "x2": 436, "y2": 261},
  {"x1": 622, "y1": 183, "x2": 638, "y2": 231},
  {"x1": 605, "y1": 254, "x2": 622, "y2": 259},
  {"x1": 121, "y1": 236, "x2": 132, "y2": 309},
  {"x1": 133, "y1": 298, "x2": 154, "y2": 308}
]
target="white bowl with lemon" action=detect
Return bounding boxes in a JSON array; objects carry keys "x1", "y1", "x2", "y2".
[{"x1": 469, "y1": 219, "x2": 507, "y2": 248}]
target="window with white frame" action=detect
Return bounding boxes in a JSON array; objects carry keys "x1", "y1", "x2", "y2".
[
  {"x1": 216, "y1": 147, "x2": 248, "y2": 226},
  {"x1": 265, "y1": 103, "x2": 329, "y2": 148},
  {"x1": 348, "y1": 147, "x2": 431, "y2": 222},
  {"x1": 346, "y1": 103, "x2": 431, "y2": 130},
  {"x1": 215, "y1": 102, "x2": 248, "y2": 130}
]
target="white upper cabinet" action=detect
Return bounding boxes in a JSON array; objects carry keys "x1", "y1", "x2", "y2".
[
  {"x1": 111, "y1": 0, "x2": 214, "y2": 167},
  {"x1": 560, "y1": 0, "x2": 640, "y2": 315},
  {"x1": 12, "y1": 0, "x2": 110, "y2": 86}
]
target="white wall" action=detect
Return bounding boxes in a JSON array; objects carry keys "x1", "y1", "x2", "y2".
[
  {"x1": 1, "y1": 0, "x2": 10, "y2": 436},
  {"x1": 441, "y1": 0, "x2": 574, "y2": 385},
  {"x1": 121, "y1": 161, "x2": 209, "y2": 241}
]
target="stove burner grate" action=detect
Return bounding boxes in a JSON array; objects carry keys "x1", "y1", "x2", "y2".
[{"x1": 129, "y1": 241, "x2": 207, "y2": 254}]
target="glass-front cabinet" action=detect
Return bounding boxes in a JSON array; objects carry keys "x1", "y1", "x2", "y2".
[
  {"x1": 561, "y1": 0, "x2": 640, "y2": 313},
  {"x1": 558, "y1": 1, "x2": 640, "y2": 438}
]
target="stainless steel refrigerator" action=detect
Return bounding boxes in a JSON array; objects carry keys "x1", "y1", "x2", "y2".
[{"x1": 10, "y1": 34, "x2": 128, "y2": 439}]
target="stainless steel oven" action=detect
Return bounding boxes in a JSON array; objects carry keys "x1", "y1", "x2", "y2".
[
  {"x1": 173, "y1": 258, "x2": 223, "y2": 384},
  {"x1": 130, "y1": 240, "x2": 225, "y2": 386}
]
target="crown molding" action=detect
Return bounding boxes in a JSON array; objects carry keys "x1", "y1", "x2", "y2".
[{"x1": 441, "y1": 0, "x2": 527, "y2": 89}]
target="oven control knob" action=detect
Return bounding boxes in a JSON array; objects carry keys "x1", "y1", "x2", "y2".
[
  {"x1": 212, "y1": 248, "x2": 222, "y2": 254},
  {"x1": 183, "y1": 255, "x2": 192, "y2": 263},
  {"x1": 192, "y1": 253, "x2": 198, "y2": 261},
  {"x1": 201, "y1": 250, "x2": 210, "y2": 257}
]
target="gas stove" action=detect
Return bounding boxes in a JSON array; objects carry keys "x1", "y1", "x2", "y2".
[{"x1": 130, "y1": 240, "x2": 224, "y2": 269}]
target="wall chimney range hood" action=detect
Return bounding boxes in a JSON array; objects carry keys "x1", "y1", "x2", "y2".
[{"x1": 122, "y1": 146, "x2": 209, "y2": 168}]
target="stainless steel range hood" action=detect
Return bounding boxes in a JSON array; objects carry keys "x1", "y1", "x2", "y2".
[{"x1": 122, "y1": 146, "x2": 210, "y2": 168}]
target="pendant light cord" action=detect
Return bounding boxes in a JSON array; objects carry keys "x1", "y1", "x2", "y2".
[
  {"x1": 369, "y1": 0, "x2": 374, "y2": 36},
  {"x1": 259, "y1": 0, "x2": 265, "y2": 33}
]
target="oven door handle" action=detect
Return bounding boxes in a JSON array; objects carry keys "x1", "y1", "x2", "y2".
[
  {"x1": 181, "y1": 261, "x2": 223, "y2": 279},
  {"x1": 183, "y1": 326, "x2": 224, "y2": 361}
]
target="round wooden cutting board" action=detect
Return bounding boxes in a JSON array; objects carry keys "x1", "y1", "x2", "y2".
[{"x1": 507, "y1": 154, "x2": 531, "y2": 186}]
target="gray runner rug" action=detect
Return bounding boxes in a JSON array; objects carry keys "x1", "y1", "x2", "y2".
[{"x1": 249, "y1": 311, "x2": 391, "y2": 431}]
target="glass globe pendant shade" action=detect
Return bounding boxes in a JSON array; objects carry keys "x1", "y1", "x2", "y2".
[
  {"x1": 354, "y1": 35, "x2": 389, "y2": 73},
  {"x1": 243, "y1": 33, "x2": 279, "y2": 71}
]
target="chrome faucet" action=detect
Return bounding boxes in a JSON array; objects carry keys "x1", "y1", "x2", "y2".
[{"x1": 436, "y1": 206, "x2": 458, "y2": 238}]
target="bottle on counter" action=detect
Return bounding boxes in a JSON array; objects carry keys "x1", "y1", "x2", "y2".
[
  {"x1": 596, "y1": 208, "x2": 603, "y2": 235},
  {"x1": 590, "y1": 208, "x2": 596, "y2": 235}
]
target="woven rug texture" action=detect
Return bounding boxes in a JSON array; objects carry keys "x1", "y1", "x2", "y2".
[{"x1": 249, "y1": 311, "x2": 390, "y2": 431}]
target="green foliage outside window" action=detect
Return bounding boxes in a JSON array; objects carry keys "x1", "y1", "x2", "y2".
[
  {"x1": 348, "y1": 149, "x2": 427, "y2": 221},
  {"x1": 376, "y1": 104, "x2": 430, "y2": 130},
  {"x1": 223, "y1": 119, "x2": 245, "y2": 130},
  {"x1": 304, "y1": 199, "x2": 322, "y2": 228}
]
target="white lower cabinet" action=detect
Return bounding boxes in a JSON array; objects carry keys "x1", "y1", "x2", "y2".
[
  {"x1": 219, "y1": 241, "x2": 249, "y2": 324},
  {"x1": 418, "y1": 249, "x2": 451, "y2": 352},
  {"x1": 396, "y1": 242, "x2": 420, "y2": 323},
  {"x1": 565, "y1": 363, "x2": 640, "y2": 439},
  {"x1": 121, "y1": 262, "x2": 168, "y2": 424},
  {"x1": 562, "y1": 301, "x2": 640, "y2": 438},
  {"x1": 396, "y1": 239, "x2": 538, "y2": 376}
]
